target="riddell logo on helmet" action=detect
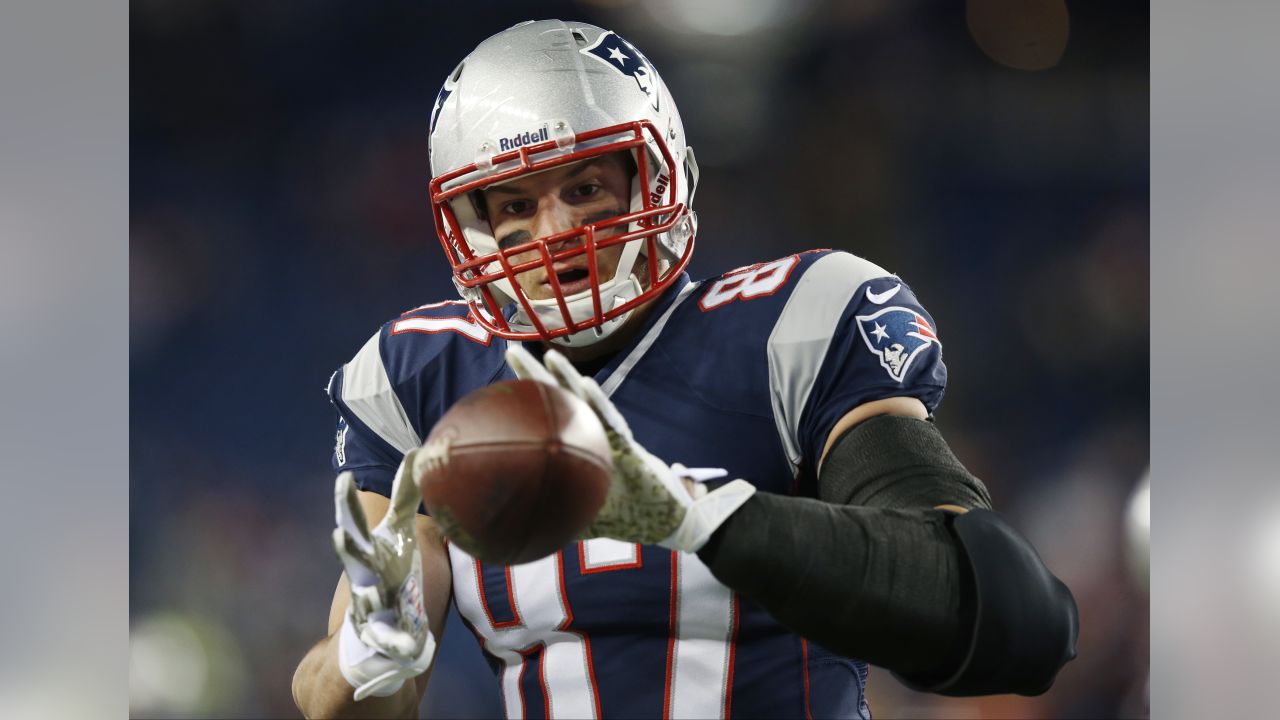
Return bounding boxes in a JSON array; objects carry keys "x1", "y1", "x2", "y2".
[
  {"x1": 499, "y1": 126, "x2": 550, "y2": 152},
  {"x1": 649, "y1": 173, "x2": 669, "y2": 206}
]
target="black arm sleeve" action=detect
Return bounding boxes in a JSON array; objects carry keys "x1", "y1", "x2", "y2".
[
  {"x1": 815, "y1": 414, "x2": 992, "y2": 509},
  {"x1": 698, "y1": 493, "x2": 973, "y2": 677},
  {"x1": 696, "y1": 415, "x2": 1077, "y2": 695}
]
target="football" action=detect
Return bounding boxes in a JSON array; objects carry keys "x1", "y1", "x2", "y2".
[{"x1": 416, "y1": 379, "x2": 613, "y2": 565}]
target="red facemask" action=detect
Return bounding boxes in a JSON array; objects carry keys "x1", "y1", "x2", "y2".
[{"x1": 430, "y1": 119, "x2": 695, "y2": 343}]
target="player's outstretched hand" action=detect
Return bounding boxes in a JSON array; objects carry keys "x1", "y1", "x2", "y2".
[
  {"x1": 331, "y1": 452, "x2": 437, "y2": 700},
  {"x1": 506, "y1": 344, "x2": 756, "y2": 552}
]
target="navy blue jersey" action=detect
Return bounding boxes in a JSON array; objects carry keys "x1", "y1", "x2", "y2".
[{"x1": 327, "y1": 250, "x2": 947, "y2": 719}]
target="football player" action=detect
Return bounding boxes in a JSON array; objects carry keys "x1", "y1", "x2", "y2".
[{"x1": 292, "y1": 20, "x2": 1078, "y2": 720}]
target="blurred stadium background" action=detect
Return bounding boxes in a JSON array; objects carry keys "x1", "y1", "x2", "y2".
[{"x1": 129, "y1": 1, "x2": 1148, "y2": 717}]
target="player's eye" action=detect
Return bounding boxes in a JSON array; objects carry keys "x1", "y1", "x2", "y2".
[
  {"x1": 570, "y1": 182, "x2": 601, "y2": 200},
  {"x1": 502, "y1": 199, "x2": 532, "y2": 216}
]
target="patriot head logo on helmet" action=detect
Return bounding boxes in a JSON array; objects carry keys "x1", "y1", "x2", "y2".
[{"x1": 580, "y1": 30, "x2": 662, "y2": 112}]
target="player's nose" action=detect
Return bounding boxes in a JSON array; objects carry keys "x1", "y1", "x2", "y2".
[{"x1": 532, "y1": 196, "x2": 578, "y2": 246}]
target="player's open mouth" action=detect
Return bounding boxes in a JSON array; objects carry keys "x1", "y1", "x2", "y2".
[{"x1": 551, "y1": 268, "x2": 591, "y2": 295}]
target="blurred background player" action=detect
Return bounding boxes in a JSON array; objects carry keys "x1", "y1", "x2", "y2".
[
  {"x1": 290, "y1": 20, "x2": 1076, "y2": 719},
  {"x1": 130, "y1": 3, "x2": 1150, "y2": 719}
]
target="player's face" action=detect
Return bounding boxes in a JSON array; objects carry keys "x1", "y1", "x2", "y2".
[{"x1": 480, "y1": 152, "x2": 633, "y2": 301}]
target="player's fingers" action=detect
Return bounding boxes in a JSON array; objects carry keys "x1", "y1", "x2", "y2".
[
  {"x1": 541, "y1": 351, "x2": 631, "y2": 436},
  {"x1": 332, "y1": 528, "x2": 379, "y2": 586},
  {"x1": 387, "y1": 449, "x2": 423, "y2": 524},
  {"x1": 576, "y1": 375, "x2": 634, "y2": 441},
  {"x1": 335, "y1": 471, "x2": 374, "y2": 547},
  {"x1": 362, "y1": 620, "x2": 418, "y2": 661},
  {"x1": 352, "y1": 668, "x2": 410, "y2": 703},
  {"x1": 540, "y1": 349, "x2": 638, "y2": 446},
  {"x1": 542, "y1": 349, "x2": 592, "y2": 400},
  {"x1": 544, "y1": 354, "x2": 634, "y2": 443},
  {"x1": 505, "y1": 344, "x2": 557, "y2": 385}
]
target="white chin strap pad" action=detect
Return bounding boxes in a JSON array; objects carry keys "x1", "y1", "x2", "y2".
[{"x1": 509, "y1": 273, "x2": 644, "y2": 347}]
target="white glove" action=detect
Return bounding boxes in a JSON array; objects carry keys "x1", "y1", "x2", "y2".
[
  {"x1": 506, "y1": 344, "x2": 757, "y2": 552},
  {"x1": 331, "y1": 450, "x2": 437, "y2": 701}
]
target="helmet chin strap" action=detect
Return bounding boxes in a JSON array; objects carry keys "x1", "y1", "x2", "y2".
[
  {"x1": 549, "y1": 252, "x2": 674, "y2": 349},
  {"x1": 508, "y1": 213, "x2": 651, "y2": 346},
  {"x1": 547, "y1": 273, "x2": 645, "y2": 348}
]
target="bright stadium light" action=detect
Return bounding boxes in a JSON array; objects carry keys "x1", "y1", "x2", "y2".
[
  {"x1": 1125, "y1": 470, "x2": 1150, "y2": 591},
  {"x1": 644, "y1": 0, "x2": 813, "y2": 37},
  {"x1": 1257, "y1": 510, "x2": 1280, "y2": 606},
  {"x1": 130, "y1": 614, "x2": 210, "y2": 714}
]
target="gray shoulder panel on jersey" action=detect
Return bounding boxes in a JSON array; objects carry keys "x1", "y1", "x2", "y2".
[
  {"x1": 340, "y1": 330, "x2": 422, "y2": 455},
  {"x1": 767, "y1": 252, "x2": 892, "y2": 472}
]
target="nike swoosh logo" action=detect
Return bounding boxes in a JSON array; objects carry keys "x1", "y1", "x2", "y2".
[{"x1": 865, "y1": 284, "x2": 901, "y2": 304}]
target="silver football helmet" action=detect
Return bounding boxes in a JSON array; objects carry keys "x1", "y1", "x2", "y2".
[{"x1": 428, "y1": 19, "x2": 699, "y2": 347}]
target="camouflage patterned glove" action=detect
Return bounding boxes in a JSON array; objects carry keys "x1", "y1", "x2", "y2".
[
  {"x1": 506, "y1": 344, "x2": 756, "y2": 551},
  {"x1": 331, "y1": 451, "x2": 436, "y2": 700}
]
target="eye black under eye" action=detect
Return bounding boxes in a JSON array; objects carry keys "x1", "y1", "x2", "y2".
[{"x1": 498, "y1": 229, "x2": 531, "y2": 250}]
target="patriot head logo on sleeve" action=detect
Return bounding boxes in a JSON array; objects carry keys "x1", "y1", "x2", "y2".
[
  {"x1": 580, "y1": 30, "x2": 661, "y2": 111},
  {"x1": 856, "y1": 306, "x2": 941, "y2": 382}
]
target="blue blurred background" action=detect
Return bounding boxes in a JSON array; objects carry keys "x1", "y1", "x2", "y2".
[{"x1": 129, "y1": 1, "x2": 1148, "y2": 717}]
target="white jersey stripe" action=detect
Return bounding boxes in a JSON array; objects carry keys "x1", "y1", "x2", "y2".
[
  {"x1": 339, "y1": 330, "x2": 422, "y2": 455},
  {"x1": 767, "y1": 252, "x2": 890, "y2": 470},
  {"x1": 666, "y1": 551, "x2": 736, "y2": 720}
]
